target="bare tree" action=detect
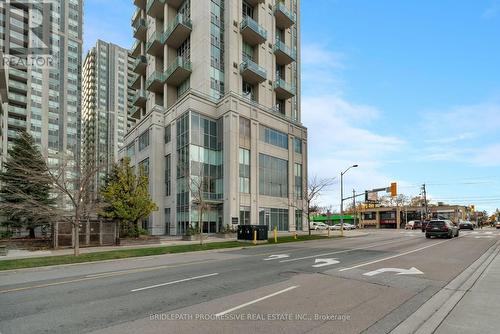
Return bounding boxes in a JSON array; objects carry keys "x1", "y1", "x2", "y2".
[
  {"x1": 305, "y1": 175, "x2": 336, "y2": 236},
  {"x1": 188, "y1": 174, "x2": 211, "y2": 246},
  {"x1": 0, "y1": 157, "x2": 103, "y2": 256}
]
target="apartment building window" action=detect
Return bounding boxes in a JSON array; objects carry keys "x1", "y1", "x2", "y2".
[
  {"x1": 126, "y1": 143, "x2": 135, "y2": 157},
  {"x1": 242, "y1": 1, "x2": 254, "y2": 18},
  {"x1": 294, "y1": 138, "x2": 302, "y2": 154},
  {"x1": 295, "y1": 210, "x2": 303, "y2": 231},
  {"x1": 259, "y1": 208, "x2": 289, "y2": 231},
  {"x1": 239, "y1": 148, "x2": 250, "y2": 193},
  {"x1": 240, "y1": 206, "x2": 251, "y2": 225},
  {"x1": 276, "y1": 64, "x2": 285, "y2": 80},
  {"x1": 165, "y1": 124, "x2": 171, "y2": 143},
  {"x1": 259, "y1": 154, "x2": 288, "y2": 198},
  {"x1": 239, "y1": 117, "x2": 251, "y2": 147},
  {"x1": 178, "y1": 0, "x2": 191, "y2": 18},
  {"x1": 276, "y1": 99, "x2": 285, "y2": 115},
  {"x1": 165, "y1": 154, "x2": 171, "y2": 196},
  {"x1": 260, "y1": 126, "x2": 288, "y2": 149},
  {"x1": 295, "y1": 163, "x2": 303, "y2": 199},
  {"x1": 242, "y1": 42, "x2": 254, "y2": 61},
  {"x1": 138, "y1": 158, "x2": 150, "y2": 176},
  {"x1": 139, "y1": 129, "x2": 150, "y2": 151},
  {"x1": 242, "y1": 81, "x2": 255, "y2": 101},
  {"x1": 177, "y1": 37, "x2": 191, "y2": 61}
]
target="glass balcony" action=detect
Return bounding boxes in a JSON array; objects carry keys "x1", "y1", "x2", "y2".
[
  {"x1": 146, "y1": 32, "x2": 163, "y2": 56},
  {"x1": 245, "y1": 0, "x2": 265, "y2": 6},
  {"x1": 131, "y1": 73, "x2": 141, "y2": 90},
  {"x1": 134, "y1": 0, "x2": 146, "y2": 10},
  {"x1": 133, "y1": 55, "x2": 147, "y2": 75},
  {"x1": 8, "y1": 68, "x2": 28, "y2": 81},
  {"x1": 240, "y1": 58, "x2": 267, "y2": 84},
  {"x1": 133, "y1": 90, "x2": 147, "y2": 107},
  {"x1": 274, "y1": 39, "x2": 296, "y2": 65},
  {"x1": 146, "y1": 71, "x2": 165, "y2": 93},
  {"x1": 274, "y1": 2, "x2": 296, "y2": 29},
  {"x1": 146, "y1": 0, "x2": 166, "y2": 19},
  {"x1": 274, "y1": 78, "x2": 296, "y2": 100},
  {"x1": 8, "y1": 118, "x2": 27, "y2": 129},
  {"x1": 133, "y1": 18, "x2": 147, "y2": 41},
  {"x1": 240, "y1": 16, "x2": 267, "y2": 46},
  {"x1": 163, "y1": 13, "x2": 192, "y2": 49},
  {"x1": 131, "y1": 39, "x2": 142, "y2": 57},
  {"x1": 9, "y1": 92, "x2": 28, "y2": 105},
  {"x1": 164, "y1": 57, "x2": 192, "y2": 86},
  {"x1": 7, "y1": 129, "x2": 20, "y2": 139},
  {"x1": 9, "y1": 80, "x2": 28, "y2": 93},
  {"x1": 9, "y1": 105, "x2": 27, "y2": 117}
]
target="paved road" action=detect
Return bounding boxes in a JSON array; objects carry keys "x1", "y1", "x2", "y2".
[{"x1": 0, "y1": 229, "x2": 498, "y2": 334}]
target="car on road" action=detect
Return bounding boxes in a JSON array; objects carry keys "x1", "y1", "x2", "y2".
[
  {"x1": 425, "y1": 220, "x2": 459, "y2": 239},
  {"x1": 495, "y1": 221, "x2": 500, "y2": 229},
  {"x1": 309, "y1": 222, "x2": 329, "y2": 230},
  {"x1": 459, "y1": 221, "x2": 474, "y2": 230},
  {"x1": 405, "y1": 220, "x2": 422, "y2": 230},
  {"x1": 330, "y1": 223, "x2": 355, "y2": 230}
]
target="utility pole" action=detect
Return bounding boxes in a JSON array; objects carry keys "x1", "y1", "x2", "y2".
[
  {"x1": 353, "y1": 189, "x2": 356, "y2": 228},
  {"x1": 422, "y1": 184, "x2": 428, "y2": 220}
]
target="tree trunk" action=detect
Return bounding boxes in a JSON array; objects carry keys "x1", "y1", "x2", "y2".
[
  {"x1": 28, "y1": 227, "x2": 36, "y2": 239},
  {"x1": 199, "y1": 208, "x2": 203, "y2": 246},
  {"x1": 73, "y1": 221, "x2": 80, "y2": 256}
]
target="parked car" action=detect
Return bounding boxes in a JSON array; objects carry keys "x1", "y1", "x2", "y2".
[
  {"x1": 425, "y1": 220, "x2": 459, "y2": 239},
  {"x1": 309, "y1": 222, "x2": 329, "y2": 230},
  {"x1": 459, "y1": 221, "x2": 474, "y2": 230},
  {"x1": 495, "y1": 221, "x2": 500, "y2": 229},
  {"x1": 405, "y1": 220, "x2": 421, "y2": 230}
]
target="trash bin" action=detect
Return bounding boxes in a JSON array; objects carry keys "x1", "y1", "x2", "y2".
[{"x1": 237, "y1": 225, "x2": 268, "y2": 242}]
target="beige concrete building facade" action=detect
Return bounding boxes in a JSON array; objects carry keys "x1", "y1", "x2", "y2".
[{"x1": 122, "y1": 0, "x2": 306, "y2": 235}]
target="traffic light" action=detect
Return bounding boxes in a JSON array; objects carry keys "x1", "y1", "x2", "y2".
[
  {"x1": 390, "y1": 182, "x2": 397, "y2": 197},
  {"x1": 470, "y1": 205, "x2": 475, "y2": 213}
]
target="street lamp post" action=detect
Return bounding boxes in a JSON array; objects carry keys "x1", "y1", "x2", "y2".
[{"x1": 340, "y1": 164, "x2": 358, "y2": 237}]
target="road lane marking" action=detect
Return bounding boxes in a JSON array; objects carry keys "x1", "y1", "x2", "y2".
[
  {"x1": 0, "y1": 260, "x2": 215, "y2": 295},
  {"x1": 263, "y1": 254, "x2": 290, "y2": 261},
  {"x1": 312, "y1": 258, "x2": 340, "y2": 268},
  {"x1": 363, "y1": 267, "x2": 423, "y2": 276},
  {"x1": 339, "y1": 239, "x2": 451, "y2": 272},
  {"x1": 280, "y1": 238, "x2": 420, "y2": 263},
  {"x1": 215, "y1": 285, "x2": 299, "y2": 317},
  {"x1": 131, "y1": 273, "x2": 219, "y2": 292}
]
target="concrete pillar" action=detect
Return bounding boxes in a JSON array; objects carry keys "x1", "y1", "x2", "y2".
[
  {"x1": 396, "y1": 208, "x2": 401, "y2": 230},
  {"x1": 376, "y1": 211, "x2": 380, "y2": 229}
]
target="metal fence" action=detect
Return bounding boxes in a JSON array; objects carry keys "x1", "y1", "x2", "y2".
[{"x1": 53, "y1": 219, "x2": 118, "y2": 249}]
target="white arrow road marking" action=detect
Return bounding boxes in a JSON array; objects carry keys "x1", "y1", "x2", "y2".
[
  {"x1": 363, "y1": 267, "x2": 424, "y2": 277},
  {"x1": 312, "y1": 258, "x2": 340, "y2": 268},
  {"x1": 264, "y1": 254, "x2": 290, "y2": 261}
]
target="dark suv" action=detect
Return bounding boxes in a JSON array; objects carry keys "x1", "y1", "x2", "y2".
[{"x1": 425, "y1": 220, "x2": 459, "y2": 239}]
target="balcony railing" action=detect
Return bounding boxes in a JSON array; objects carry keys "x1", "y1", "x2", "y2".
[
  {"x1": 8, "y1": 118, "x2": 27, "y2": 129},
  {"x1": 163, "y1": 13, "x2": 192, "y2": 48},
  {"x1": 9, "y1": 92, "x2": 28, "y2": 104},
  {"x1": 131, "y1": 40, "x2": 142, "y2": 57},
  {"x1": 133, "y1": 55, "x2": 147, "y2": 74},
  {"x1": 146, "y1": 32, "x2": 163, "y2": 56},
  {"x1": 274, "y1": 78, "x2": 296, "y2": 99},
  {"x1": 240, "y1": 58, "x2": 267, "y2": 84},
  {"x1": 133, "y1": 18, "x2": 147, "y2": 40},
  {"x1": 9, "y1": 105, "x2": 27, "y2": 117},
  {"x1": 274, "y1": 2, "x2": 296, "y2": 29},
  {"x1": 146, "y1": 71, "x2": 165, "y2": 92},
  {"x1": 9, "y1": 80, "x2": 28, "y2": 92},
  {"x1": 146, "y1": 0, "x2": 166, "y2": 19},
  {"x1": 164, "y1": 57, "x2": 192, "y2": 86},
  {"x1": 133, "y1": 90, "x2": 147, "y2": 106},
  {"x1": 240, "y1": 16, "x2": 267, "y2": 45},
  {"x1": 273, "y1": 39, "x2": 296, "y2": 65}
]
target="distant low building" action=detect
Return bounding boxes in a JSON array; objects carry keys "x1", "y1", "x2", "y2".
[{"x1": 358, "y1": 205, "x2": 470, "y2": 229}]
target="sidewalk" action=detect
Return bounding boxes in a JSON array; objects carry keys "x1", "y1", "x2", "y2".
[
  {"x1": 435, "y1": 245, "x2": 500, "y2": 333},
  {"x1": 0, "y1": 229, "x2": 368, "y2": 261}
]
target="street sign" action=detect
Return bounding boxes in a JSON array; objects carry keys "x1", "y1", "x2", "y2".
[
  {"x1": 363, "y1": 267, "x2": 423, "y2": 277},
  {"x1": 264, "y1": 254, "x2": 290, "y2": 261},
  {"x1": 312, "y1": 258, "x2": 340, "y2": 268}
]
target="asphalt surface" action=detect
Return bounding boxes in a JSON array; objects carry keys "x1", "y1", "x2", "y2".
[{"x1": 0, "y1": 229, "x2": 498, "y2": 334}]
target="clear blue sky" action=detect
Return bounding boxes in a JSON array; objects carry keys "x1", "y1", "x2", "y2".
[{"x1": 84, "y1": 0, "x2": 500, "y2": 213}]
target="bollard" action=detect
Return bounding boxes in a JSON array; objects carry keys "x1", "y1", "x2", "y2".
[
  {"x1": 328, "y1": 227, "x2": 330, "y2": 237},
  {"x1": 274, "y1": 227, "x2": 278, "y2": 243},
  {"x1": 294, "y1": 232, "x2": 297, "y2": 240},
  {"x1": 253, "y1": 230, "x2": 257, "y2": 245}
]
